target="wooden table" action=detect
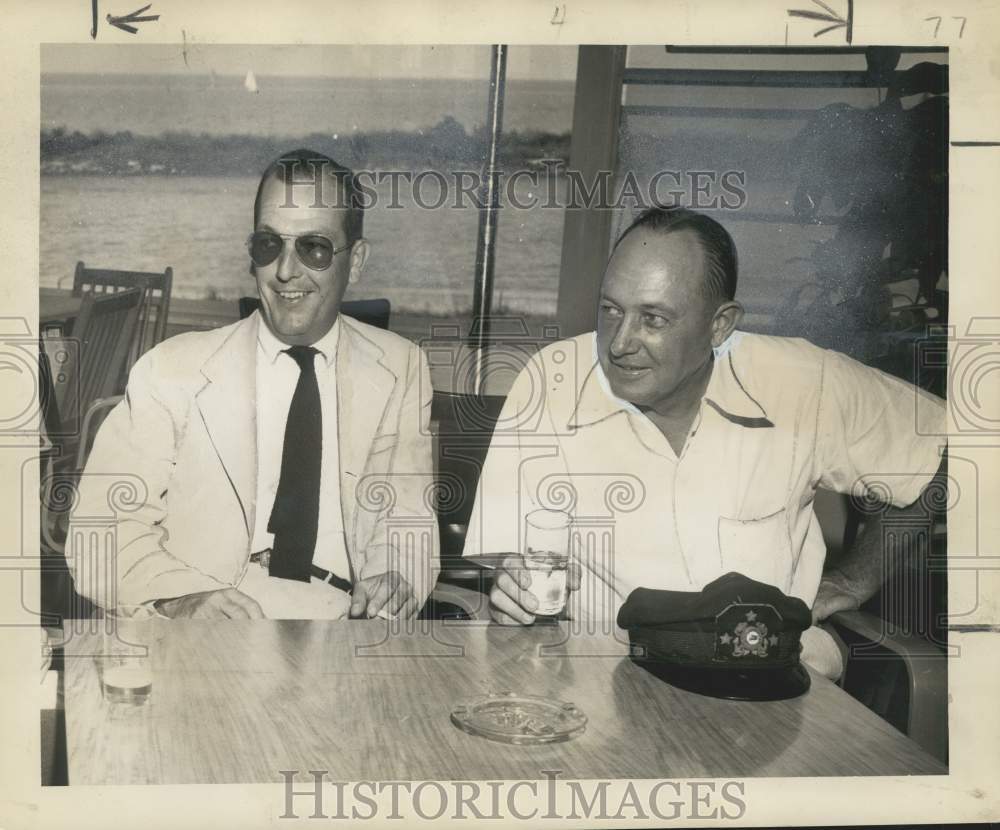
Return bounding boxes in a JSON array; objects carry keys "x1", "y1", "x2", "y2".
[{"x1": 61, "y1": 620, "x2": 945, "y2": 784}]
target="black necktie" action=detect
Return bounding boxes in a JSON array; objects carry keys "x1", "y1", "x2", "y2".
[{"x1": 267, "y1": 345, "x2": 322, "y2": 582}]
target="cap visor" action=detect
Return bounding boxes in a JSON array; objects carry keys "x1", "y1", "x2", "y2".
[{"x1": 635, "y1": 659, "x2": 811, "y2": 701}]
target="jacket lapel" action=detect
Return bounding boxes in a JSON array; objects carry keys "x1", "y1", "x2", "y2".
[
  {"x1": 336, "y1": 318, "x2": 398, "y2": 551},
  {"x1": 195, "y1": 315, "x2": 259, "y2": 538}
]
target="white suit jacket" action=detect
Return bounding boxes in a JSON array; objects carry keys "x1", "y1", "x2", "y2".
[{"x1": 67, "y1": 312, "x2": 439, "y2": 610}]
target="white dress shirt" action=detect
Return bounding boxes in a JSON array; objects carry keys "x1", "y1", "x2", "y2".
[
  {"x1": 252, "y1": 316, "x2": 352, "y2": 582},
  {"x1": 463, "y1": 331, "x2": 946, "y2": 671}
]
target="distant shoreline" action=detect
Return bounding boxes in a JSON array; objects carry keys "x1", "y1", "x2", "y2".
[
  {"x1": 40, "y1": 123, "x2": 796, "y2": 183},
  {"x1": 40, "y1": 122, "x2": 571, "y2": 177}
]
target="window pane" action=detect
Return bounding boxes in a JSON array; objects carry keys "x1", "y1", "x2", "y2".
[
  {"x1": 450, "y1": 47, "x2": 578, "y2": 396},
  {"x1": 40, "y1": 44, "x2": 494, "y2": 350},
  {"x1": 490, "y1": 47, "x2": 576, "y2": 323},
  {"x1": 616, "y1": 46, "x2": 948, "y2": 384}
]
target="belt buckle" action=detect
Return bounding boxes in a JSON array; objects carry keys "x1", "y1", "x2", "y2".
[
  {"x1": 320, "y1": 569, "x2": 334, "y2": 585},
  {"x1": 257, "y1": 549, "x2": 271, "y2": 570}
]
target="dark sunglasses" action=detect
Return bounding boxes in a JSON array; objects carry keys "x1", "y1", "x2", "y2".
[{"x1": 247, "y1": 231, "x2": 353, "y2": 271}]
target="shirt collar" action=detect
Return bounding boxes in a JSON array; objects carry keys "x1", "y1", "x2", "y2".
[
  {"x1": 703, "y1": 331, "x2": 774, "y2": 428},
  {"x1": 568, "y1": 331, "x2": 773, "y2": 430},
  {"x1": 567, "y1": 335, "x2": 644, "y2": 429},
  {"x1": 256, "y1": 312, "x2": 341, "y2": 369}
]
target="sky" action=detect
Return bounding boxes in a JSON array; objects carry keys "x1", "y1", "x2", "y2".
[
  {"x1": 41, "y1": 44, "x2": 579, "y2": 81},
  {"x1": 41, "y1": 43, "x2": 946, "y2": 81}
]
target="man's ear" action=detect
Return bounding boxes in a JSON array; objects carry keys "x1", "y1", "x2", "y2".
[
  {"x1": 710, "y1": 300, "x2": 744, "y2": 348},
  {"x1": 348, "y1": 238, "x2": 370, "y2": 285}
]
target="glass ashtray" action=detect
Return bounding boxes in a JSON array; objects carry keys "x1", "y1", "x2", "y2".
[{"x1": 450, "y1": 692, "x2": 587, "y2": 745}]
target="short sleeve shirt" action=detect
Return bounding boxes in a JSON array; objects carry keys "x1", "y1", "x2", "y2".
[{"x1": 462, "y1": 331, "x2": 946, "y2": 624}]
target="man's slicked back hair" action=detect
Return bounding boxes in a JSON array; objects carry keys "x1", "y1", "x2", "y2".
[
  {"x1": 254, "y1": 148, "x2": 364, "y2": 242},
  {"x1": 613, "y1": 206, "x2": 738, "y2": 304}
]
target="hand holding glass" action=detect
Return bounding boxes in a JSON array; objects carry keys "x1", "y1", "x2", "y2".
[{"x1": 523, "y1": 509, "x2": 572, "y2": 616}]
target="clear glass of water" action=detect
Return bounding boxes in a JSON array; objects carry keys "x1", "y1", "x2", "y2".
[
  {"x1": 523, "y1": 509, "x2": 572, "y2": 616},
  {"x1": 99, "y1": 608, "x2": 160, "y2": 705}
]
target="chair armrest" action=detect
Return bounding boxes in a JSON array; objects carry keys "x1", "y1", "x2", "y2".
[
  {"x1": 829, "y1": 609, "x2": 948, "y2": 763},
  {"x1": 74, "y1": 394, "x2": 124, "y2": 470},
  {"x1": 428, "y1": 583, "x2": 488, "y2": 621},
  {"x1": 830, "y1": 609, "x2": 945, "y2": 662}
]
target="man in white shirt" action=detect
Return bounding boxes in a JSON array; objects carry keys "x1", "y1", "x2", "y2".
[
  {"x1": 463, "y1": 206, "x2": 946, "y2": 677},
  {"x1": 69, "y1": 149, "x2": 438, "y2": 619}
]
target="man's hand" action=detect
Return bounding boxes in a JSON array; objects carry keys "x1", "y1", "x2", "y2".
[
  {"x1": 800, "y1": 625, "x2": 845, "y2": 680},
  {"x1": 813, "y1": 458, "x2": 946, "y2": 626},
  {"x1": 349, "y1": 570, "x2": 418, "y2": 619},
  {"x1": 811, "y1": 572, "x2": 861, "y2": 625},
  {"x1": 488, "y1": 554, "x2": 581, "y2": 625},
  {"x1": 155, "y1": 588, "x2": 265, "y2": 619}
]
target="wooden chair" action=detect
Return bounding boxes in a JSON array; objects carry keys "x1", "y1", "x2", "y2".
[
  {"x1": 40, "y1": 290, "x2": 143, "y2": 623},
  {"x1": 829, "y1": 609, "x2": 948, "y2": 763},
  {"x1": 238, "y1": 295, "x2": 391, "y2": 331},
  {"x1": 73, "y1": 262, "x2": 173, "y2": 393},
  {"x1": 43, "y1": 289, "x2": 143, "y2": 536},
  {"x1": 813, "y1": 488, "x2": 948, "y2": 763}
]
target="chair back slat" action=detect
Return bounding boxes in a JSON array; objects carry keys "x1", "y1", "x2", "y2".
[
  {"x1": 63, "y1": 288, "x2": 144, "y2": 423},
  {"x1": 72, "y1": 262, "x2": 173, "y2": 391}
]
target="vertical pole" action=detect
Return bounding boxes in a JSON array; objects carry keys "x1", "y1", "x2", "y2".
[{"x1": 471, "y1": 45, "x2": 507, "y2": 395}]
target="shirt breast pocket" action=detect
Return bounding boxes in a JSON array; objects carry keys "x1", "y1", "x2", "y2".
[{"x1": 717, "y1": 508, "x2": 794, "y2": 593}]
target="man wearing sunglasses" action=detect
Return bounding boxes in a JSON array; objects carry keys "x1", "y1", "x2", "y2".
[{"x1": 68, "y1": 149, "x2": 438, "y2": 620}]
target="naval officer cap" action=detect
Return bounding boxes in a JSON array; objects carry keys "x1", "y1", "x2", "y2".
[{"x1": 617, "y1": 572, "x2": 813, "y2": 701}]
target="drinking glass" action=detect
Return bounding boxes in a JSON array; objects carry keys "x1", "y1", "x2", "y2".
[
  {"x1": 99, "y1": 608, "x2": 161, "y2": 705},
  {"x1": 523, "y1": 509, "x2": 572, "y2": 616}
]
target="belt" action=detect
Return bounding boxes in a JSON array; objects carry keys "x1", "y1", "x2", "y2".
[{"x1": 250, "y1": 550, "x2": 352, "y2": 594}]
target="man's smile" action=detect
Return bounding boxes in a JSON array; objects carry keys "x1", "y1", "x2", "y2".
[
  {"x1": 271, "y1": 287, "x2": 314, "y2": 303},
  {"x1": 609, "y1": 358, "x2": 650, "y2": 377}
]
